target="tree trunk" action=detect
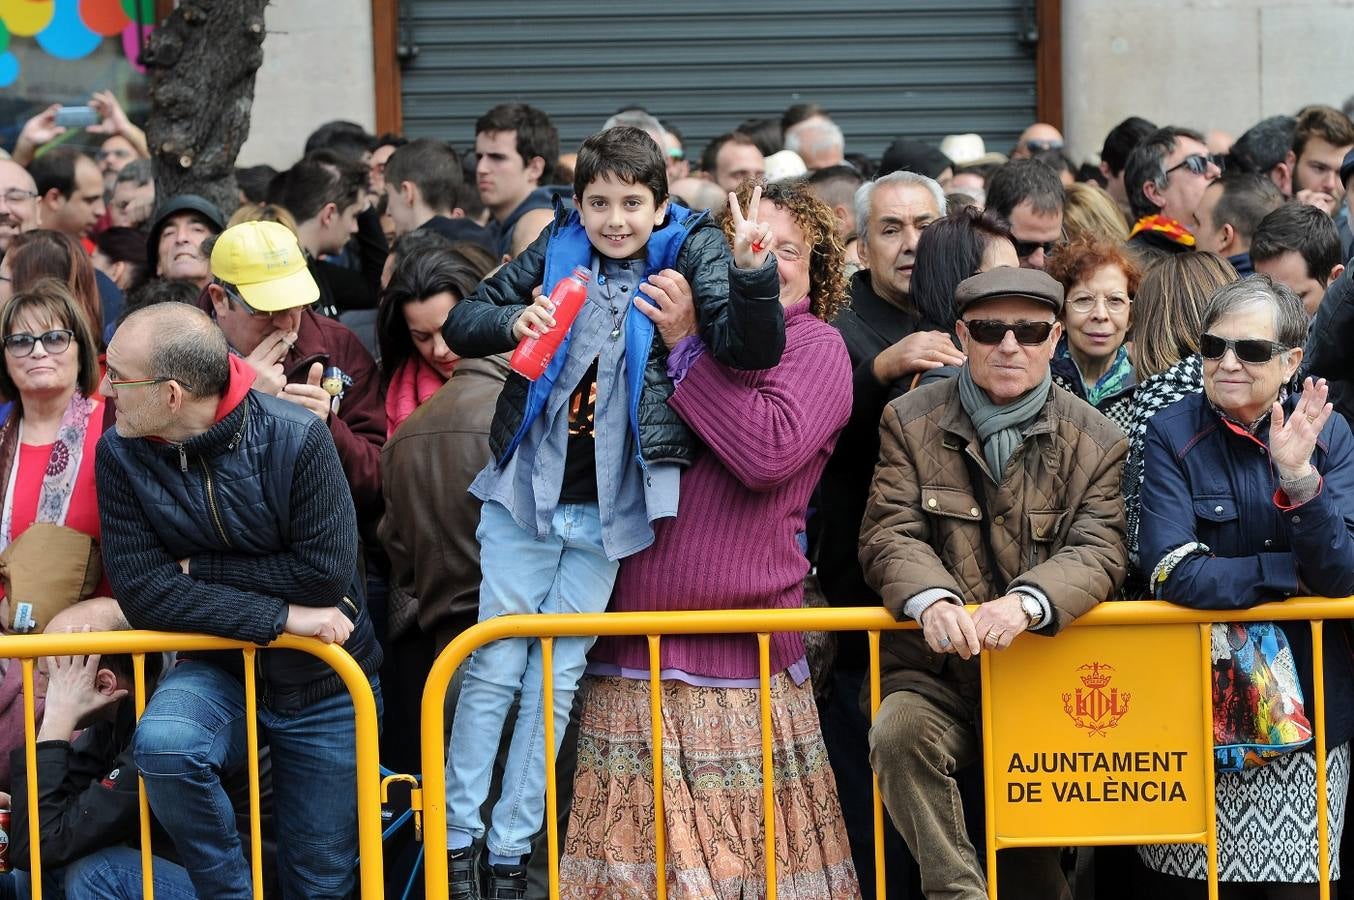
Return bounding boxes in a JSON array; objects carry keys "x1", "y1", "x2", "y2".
[{"x1": 143, "y1": 0, "x2": 268, "y2": 217}]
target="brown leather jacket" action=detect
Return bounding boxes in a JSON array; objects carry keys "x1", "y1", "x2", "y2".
[
  {"x1": 859, "y1": 377, "x2": 1128, "y2": 712},
  {"x1": 379, "y1": 355, "x2": 508, "y2": 643}
]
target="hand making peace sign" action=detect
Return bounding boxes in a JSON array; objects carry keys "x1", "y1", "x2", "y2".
[{"x1": 728, "y1": 184, "x2": 774, "y2": 271}]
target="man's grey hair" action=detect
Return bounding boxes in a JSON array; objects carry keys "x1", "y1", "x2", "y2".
[
  {"x1": 602, "y1": 110, "x2": 666, "y2": 149},
  {"x1": 127, "y1": 303, "x2": 231, "y2": 397},
  {"x1": 115, "y1": 158, "x2": 153, "y2": 188},
  {"x1": 1201, "y1": 274, "x2": 1309, "y2": 351},
  {"x1": 854, "y1": 171, "x2": 947, "y2": 245},
  {"x1": 785, "y1": 119, "x2": 844, "y2": 158}
]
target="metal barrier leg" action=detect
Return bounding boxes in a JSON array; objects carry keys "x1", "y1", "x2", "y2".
[
  {"x1": 757, "y1": 633, "x2": 778, "y2": 900},
  {"x1": 21, "y1": 659, "x2": 42, "y2": 900},
  {"x1": 1200, "y1": 625, "x2": 1218, "y2": 900},
  {"x1": 647, "y1": 634, "x2": 669, "y2": 900},
  {"x1": 1313, "y1": 621, "x2": 1330, "y2": 900},
  {"x1": 867, "y1": 630, "x2": 887, "y2": 900},
  {"x1": 542, "y1": 637, "x2": 559, "y2": 898},
  {"x1": 242, "y1": 649, "x2": 265, "y2": 898},
  {"x1": 133, "y1": 653, "x2": 155, "y2": 900}
]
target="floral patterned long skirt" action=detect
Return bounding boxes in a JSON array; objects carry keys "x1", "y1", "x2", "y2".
[{"x1": 559, "y1": 672, "x2": 860, "y2": 899}]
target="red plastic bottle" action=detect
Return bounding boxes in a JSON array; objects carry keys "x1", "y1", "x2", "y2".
[{"x1": 509, "y1": 266, "x2": 591, "y2": 380}]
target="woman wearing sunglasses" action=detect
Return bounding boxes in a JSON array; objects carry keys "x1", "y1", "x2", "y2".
[
  {"x1": 1046, "y1": 238, "x2": 1143, "y2": 432},
  {"x1": 1138, "y1": 275, "x2": 1354, "y2": 897},
  {"x1": 0, "y1": 279, "x2": 111, "y2": 793}
]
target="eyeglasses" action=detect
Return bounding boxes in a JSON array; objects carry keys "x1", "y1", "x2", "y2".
[
  {"x1": 1166, "y1": 154, "x2": 1225, "y2": 177},
  {"x1": 104, "y1": 374, "x2": 172, "y2": 391},
  {"x1": 963, "y1": 319, "x2": 1056, "y2": 345},
  {"x1": 1199, "y1": 333, "x2": 1288, "y2": 364},
  {"x1": 0, "y1": 189, "x2": 39, "y2": 207},
  {"x1": 1022, "y1": 139, "x2": 1063, "y2": 154},
  {"x1": 3, "y1": 329, "x2": 73, "y2": 358},
  {"x1": 1012, "y1": 238, "x2": 1064, "y2": 260},
  {"x1": 1067, "y1": 294, "x2": 1132, "y2": 315},
  {"x1": 212, "y1": 280, "x2": 263, "y2": 317},
  {"x1": 96, "y1": 148, "x2": 134, "y2": 163}
]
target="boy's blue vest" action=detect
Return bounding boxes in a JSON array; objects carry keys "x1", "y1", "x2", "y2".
[{"x1": 497, "y1": 202, "x2": 706, "y2": 466}]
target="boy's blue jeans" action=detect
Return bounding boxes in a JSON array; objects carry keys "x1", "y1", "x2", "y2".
[
  {"x1": 445, "y1": 500, "x2": 618, "y2": 858},
  {"x1": 133, "y1": 660, "x2": 381, "y2": 899}
]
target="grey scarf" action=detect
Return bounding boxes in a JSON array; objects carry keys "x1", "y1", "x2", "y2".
[{"x1": 957, "y1": 364, "x2": 1052, "y2": 482}]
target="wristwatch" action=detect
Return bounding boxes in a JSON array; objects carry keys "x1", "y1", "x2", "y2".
[{"x1": 1019, "y1": 593, "x2": 1042, "y2": 628}]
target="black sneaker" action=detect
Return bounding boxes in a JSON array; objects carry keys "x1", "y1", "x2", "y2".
[
  {"x1": 448, "y1": 845, "x2": 480, "y2": 900},
  {"x1": 483, "y1": 862, "x2": 527, "y2": 900}
]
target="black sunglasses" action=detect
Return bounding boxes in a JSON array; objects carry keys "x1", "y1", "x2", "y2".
[
  {"x1": 3, "y1": 329, "x2": 73, "y2": 358},
  {"x1": 1166, "y1": 154, "x2": 1225, "y2": 177},
  {"x1": 1199, "y1": 333, "x2": 1288, "y2": 364},
  {"x1": 1012, "y1": 238, "x2": 1063, "y2": 260},
  {"x1": 963, "y1": 319, "x2": 1056, "y2": 346}
]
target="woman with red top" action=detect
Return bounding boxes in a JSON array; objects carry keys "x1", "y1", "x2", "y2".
[
  {"x1": 0, "y1": 278, "x2": 110, "y2": 794},
  {"x1": 377, "y1": 238, "x2": 496, "y2": 437},
  {"x1": 560, "y1": 180, "x2": 860, "y2": 898}
]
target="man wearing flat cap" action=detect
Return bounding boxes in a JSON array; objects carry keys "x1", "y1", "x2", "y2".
[{"x1": 860, "y1": 267, "x2": 1128, "y2": 899}]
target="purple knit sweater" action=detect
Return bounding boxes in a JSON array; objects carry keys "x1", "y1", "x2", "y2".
[{"x1": 591, "y1": 299, "x2": 852, "y2": 678}]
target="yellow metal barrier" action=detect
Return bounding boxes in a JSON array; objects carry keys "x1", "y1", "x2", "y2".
[
  {"x1": 419, "y1": 598, "x2": 1354, "y2": 900},
  {"x1": 0, "y1": 631, "x2": 384, "y2": 899}
]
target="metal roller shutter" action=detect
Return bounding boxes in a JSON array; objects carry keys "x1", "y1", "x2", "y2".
[{"x1": 398, "y1": 0, "x2": 1040, "y2": 163}]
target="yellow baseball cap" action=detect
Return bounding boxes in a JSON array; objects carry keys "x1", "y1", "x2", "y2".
[{"x1": 209, "y1": 221, "x2": 320, "y2": 312}]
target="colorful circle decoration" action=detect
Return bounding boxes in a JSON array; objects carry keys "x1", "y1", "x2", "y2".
[
  {"x1": 0, "y1": 1, "x2": 56, "y2": 38},
  {"x1": 0, "y1": 0, "x2": 153, "y2": 83}
]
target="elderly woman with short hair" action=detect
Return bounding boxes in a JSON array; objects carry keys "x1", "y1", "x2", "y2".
[{"x1": 1139, "y1": 274, "x2": 1354, "y2": 897}]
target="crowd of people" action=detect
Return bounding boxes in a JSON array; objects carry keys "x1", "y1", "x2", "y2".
[{"x1": 0, "y1": 86, "x2": 1353, "y2": 900}]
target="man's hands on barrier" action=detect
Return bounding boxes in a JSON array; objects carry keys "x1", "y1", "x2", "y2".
[
  {"x1": 920, "y1": 601, "x2": 981, "y2": 659},
  {"x1": 36, "y1": 630, "x2": 128, "y2": 743},
  {"x1": 281, "y1": 362, "x2": 333, "y2": 422},
  {"x1": 969, "y1": 595, "x2": 1030, "y2": 652},
  {"x1": 922, "y1": 596, "x2": 1031, "y2": 657},
  {"x1": 245, "y1": 329, "x2": 296, "y2": 396},
  {"x1": 285, "y1": 604, "x2": 353, "y2": 645},
  {"x1": 872, "y1": 331, "x2": 966, "y2": 385}
]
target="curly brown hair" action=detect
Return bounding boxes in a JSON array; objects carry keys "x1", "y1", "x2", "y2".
[
  {"x1": 717, "y1": 179, "x2": 847, "y2": 322},
  {"x1": 1044, "y1": 236, "x2": 1143, "y2": 299}
]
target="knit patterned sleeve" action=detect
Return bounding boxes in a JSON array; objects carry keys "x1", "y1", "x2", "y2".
[{"x1": 669, "y1": 321, "x2": 851, "y2": 492}]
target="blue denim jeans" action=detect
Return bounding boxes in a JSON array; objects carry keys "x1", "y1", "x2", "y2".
[
  {"x1": 445, "y1": 500, "x2": 619, "y2": 858},
  {"x1": 133, "y1": 660, "x2": 381, "y2": 899},
  {"x1": 63, "y1": 847, "x2": 198, "y2": 899}
]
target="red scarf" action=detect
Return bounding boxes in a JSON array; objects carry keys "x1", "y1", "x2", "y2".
[
  {"x1": 1128, "y1": 214, "x2": 1197, "y2": 248},
  {"x1": 385, "y1": 356, "x2": 449, "y2": 437}
]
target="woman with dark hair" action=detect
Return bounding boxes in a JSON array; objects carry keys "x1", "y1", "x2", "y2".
[
  {"x1": 560, "y1": 179, "x2": 859, "y2": 898},
  {"x1": 92, "y1": 227, "x2": 148, "y2": 294},
  {"x1": 377, "y1": 242, "x2": 494, "y2": 435},
  {"x1": 1045, "y1": 237, "x2": 1144, "y2": 432},
  {"x1": 0, "y1": 231, "x2": 102, "y2": 343},
  {"x1": 910, "y1": 205, "x2": 1019, "y2": 330}
]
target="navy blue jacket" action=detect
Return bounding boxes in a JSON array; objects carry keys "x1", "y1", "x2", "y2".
[
  {"x1": 1139, "y1": 390, "x2": 1354, "y2": 747},
  {"x1": 97, "y1": 387, "x2": 379, "y2": 711}
]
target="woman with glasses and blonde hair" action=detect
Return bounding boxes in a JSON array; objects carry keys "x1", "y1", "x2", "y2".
[
  {"x1": 1046, "y1": 237, "x2": 1143, "y2": 431},
  {"x1": 0, "y1": 278, "x2": 110, "y2": 794}
]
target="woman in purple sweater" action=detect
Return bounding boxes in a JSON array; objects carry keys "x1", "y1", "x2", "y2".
[{"x1": 560, "y1": 180, "x2": 859, "y2": 899}]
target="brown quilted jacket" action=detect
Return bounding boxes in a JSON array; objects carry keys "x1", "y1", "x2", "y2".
[{"x1": 859, "y1": 377, "x2": 1128, "y2": 712}]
